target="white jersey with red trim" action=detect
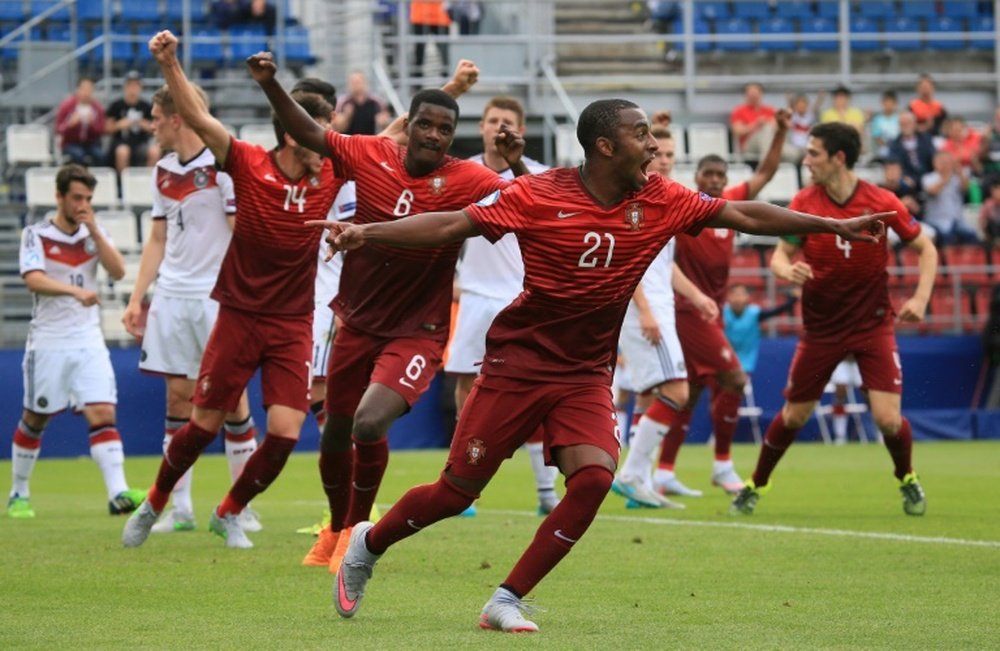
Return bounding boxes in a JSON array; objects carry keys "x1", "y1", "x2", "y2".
[
  {"x1": 19, "y1": 219, "x2": 109, "y2": 350},
  {"x1": 151, "y1": 148, "x2": 236, "y2": 298},
  {"x1": 315, "y1": 181, "x2": 357, "y2": 306}
]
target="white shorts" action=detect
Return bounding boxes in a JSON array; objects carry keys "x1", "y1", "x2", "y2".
[
  {"x1": 312, "y1": 301, "x2": 336, "y2": 379},
  {"x1": 23, "y1": 346, "x2": 117, "y2": 413},
  {"x1": 830, "y1": 358, "x2": 862, "y2": 387},
  {"x1": 444, "y1": 292, "x2": 510, "y2": 375},
  {"x1": 140, "y1": 294, "x2": 219, "y2": 379},
  {"x1": 617, "y1": 301, "x2": 686, "y2": 393}
]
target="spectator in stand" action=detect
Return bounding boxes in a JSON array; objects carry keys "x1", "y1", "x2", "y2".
[
  {"x1": 880, "y1": 158, "x2": 922, "y2": 218},
  {"x1": 786, "y1": 92, "x2": 824, "y2": 161},
  {"x1": 447, "y1": 1, "x2": 482, "y2": 35},
  {"x1": 104, "y1": 71, "x2": 159, "y2": 173},
  {"x1": 212, "y1": 0, "x2": 276, "y2": 33},
  {"x1": 940, "y1": 116, "x2": 983, "y2": 175},
  {"x1": 333, "y1": 72, "x2": 392, "y2": 136},
  {"x1": 55, "y1": 77, "x2": 106, "y2": 167},
  {"x1": 730, "y1": 82, "x2": 799, "y2": 164},
  {"x1": 909, "y1": 74, "x2": 948, "y2": 136},
  {"x1": 411, "y1": 1, "x2": 451, "y2": 80},
  {"x1": 820, "y1": 85, "x2": 867, "y2": 135},
  {"x1": 922, "y1": 150, "x2": 980, "y2": 246},
  {"x1": 979, "y1": 182, "x2": 1000, "y2": 247},
  {"x1": 888, "y1": 112, "x2": 936, "y2": 186},
  {"x1": 977, "y1": 107, "x2": 1000, "y2": 183},
  {"x1": 869, "y1": 90, "x2": 901, "y2": 160}
]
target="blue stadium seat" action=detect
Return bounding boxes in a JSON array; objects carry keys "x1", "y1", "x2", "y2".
[
  {"x1": 849, "y1": 16, "x2": 882, "y2": 51},
  {"x1": 927, "y1": 17, "x2": 966, "y2": 50},
  {"x1": 45, "y1": 24, "x2": 70, "y2": 42},
  {"x1": 76, "y1": 0, "x2": 107, "y2": 22},
  {"x1": 29, "y1": 0, "x2": 69, "y2": 21},
  {"x1": 758, "y1": 17, "x2": 796, "y2": 52},
  {"x1": 121, "y1": 3, "x2": 161, "y2": 22},
  {"x1": 91, "y1": 27, "x2": 136, "y2": 64},
  {"x1": 716, "y1": 17, "x2": 754, "y2": 52},
  {"x1": 228, "y1": 25, "x2": 268, "y2": 62},
  {"x1": 732, "y1": 2, "x2": 770, "y2": 21},
  {"x1": 884, "y1": 16, "x2": 923, "y2": 51},
  {"x1": 696, "y1": 1, "x2": 730, "y2": 22},
  {"x1": 857, "y1": 2, "x2": 895, "y2": 19},
  {"x1": 283, "y1": 25, "x2": 314, "y2": 66},
  {"x1": 190, "y1": 28, "x2": 224, "y2": 66},
  {"x1": 775, "y1": 1, "x2": 813, "y2": 20},
  {"x1": 815, "y1": 1, "x2": 839, "y2": 19},
  {"x1": 900, "y1": 2, "x2": 938, "y2": 20},
  {"x1": 943, "y1": 2, "x2": 978, "y2": 19},
  {"x1": 164, "y1": 0, "x2": 208, "y2": 22},
  {"x1": 673, "y1": 18, "x2": 712, "y2": 52},
  {"x1": 971, "y1": 15, "x2": 995, "y2": 50},
  {"x1": 0, "y1": 1, "x2": 25, "y2": 21},
  {"x1": 800, "y1": 17, "x2": 837, "y2": 51},
  {"x1": 1, "y1": 27, "x2": 23, "y2": 61}
]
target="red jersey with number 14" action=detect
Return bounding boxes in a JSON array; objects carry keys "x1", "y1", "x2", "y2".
[
  {"x1": 324, "y1": 131, "x2": 506, "y2": 341},
  {"x1": 788, "y1": 179, "x2": 921, "y2": 342},
  {"x1": 464, "y1": 170, "x2": 726, "y2": 383},
  {"x1": 216, "y1": 137, "x2": 344, "y2": 315}
]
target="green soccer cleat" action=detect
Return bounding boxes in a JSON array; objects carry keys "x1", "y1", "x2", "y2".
[
  {"x1": 729, "y1": 480, "x2": 769, "y2": 515},
  {"x1": 7, "y1": 495, "x2": 35, "y2": 519},
  {"x1": 899, "y1": 473, "x2": 927, "y2": 516},
  {"x1": 109, "y1": 489, "x2": 147, "y2": 515},
  {"x1": 296, "y1": 509, "x2": 332, "y2": 535}
]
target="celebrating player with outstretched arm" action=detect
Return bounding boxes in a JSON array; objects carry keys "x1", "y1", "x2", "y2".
[{"x1": 310, "y1": 99, "x2": 889, "y2": 632}]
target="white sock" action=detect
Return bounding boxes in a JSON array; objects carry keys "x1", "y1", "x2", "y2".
[
  {"x1": 652, "y1": 467, "x2": 675, "y2": 484},
  {"x1": 712, "y1": 458, "x2": 734, "y2": 474},
  {"x1": 525, "y1": 442, "x2": 559, "y2": 500},
  {"x1": 223, "y1": 418, "x2": 258, "y2": 483},
  {"x1": 833, "y1": 415, "x2": 848, "y2": 442},
  {"x1": 621, "y1": 414, "x2": 669, "y2": 484},
  {"x1": 89, "y1": 428, "x2": 128, "y2": 499},
  {"x1": 11, "y1": 420, "x2": 43, "y2": 498},
  {"x1": 163, "y1": 431, "x2": 194, "y2": 514}
]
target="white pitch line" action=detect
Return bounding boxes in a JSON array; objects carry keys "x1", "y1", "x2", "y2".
[{"x1": 491, "y1": 508, "x2": 1000, "y2": 549}]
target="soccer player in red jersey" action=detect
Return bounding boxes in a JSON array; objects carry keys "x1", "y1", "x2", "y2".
[
  {"x1": 651, "y1": 110, "x2": 792, "y2": 496},
  {"x1": 247, "y1": 52, "x2": 524, "y2": 570},
  {"x1": 122, "y1": 31, "x2": 345, "y2": 549},
  {"x1": 310, "y1": 99, "x2": 888, "y2": 631},
  {"x1": 730, "y1": 122, "x2": 937, "y2": 517}
]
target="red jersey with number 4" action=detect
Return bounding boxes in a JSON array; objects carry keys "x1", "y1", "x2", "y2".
[
  {"x1": 464, "y1": 170, "x2": 726, "y2": 383},
  {"x1": 788, "y1": 179, "x2": 921, "y2": 341},
  {"x1": 216, "y1": 137, "x2": 343, "y2": 315},
  {"x1": 324, "y1": 131, "x2": 506, "y2": 340},
  {"x1": 675, "y1": 182, "x2": 748, "y2": 313}
]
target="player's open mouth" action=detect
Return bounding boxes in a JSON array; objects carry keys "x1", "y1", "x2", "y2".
[{"x1": 639, "y1": 156, "x2": 654, "y2": 180}]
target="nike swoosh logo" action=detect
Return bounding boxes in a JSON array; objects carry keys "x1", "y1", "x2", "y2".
[
  {"x1": 336, "y1": 570, "x2": 358, "y2": 614},
  {"x1": 557, "y1": 210, "x2": 582, "y2": 219},
  {"x1": 379, "y1": 161, "x2": 395, "y2": 172},
  {"x1": 264, "y1": 174, "x2": 276, "y2": 182},
  {"x1": 554, "y1": 529, "x2": 578, "y2": 544},
  {"x1": 406, "y1": 518, "x2": 423, "y2": 531}
]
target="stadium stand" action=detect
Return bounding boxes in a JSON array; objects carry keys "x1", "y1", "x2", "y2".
[{"x1": 120, "y1": 166, "x2": 155, "y2": 210}]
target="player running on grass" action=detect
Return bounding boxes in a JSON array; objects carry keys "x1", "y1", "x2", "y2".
[
  {"x1": 730, "y1": 122, "x2": 937, "y2": 517},
  {"x1": 310, "y1": 99, "x2": 891, "y2": 632}
]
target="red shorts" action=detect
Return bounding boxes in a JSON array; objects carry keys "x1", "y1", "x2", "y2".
[
  {"x1": 676, "y1": 310, "x2": 742, "y2": 382},
  {"x1": 325, "y1": 323, "x2": 444, "y2": 417},
  {"x1": 446, "y1": 374, "x2": 621, "y2": 481},
  {"x1": 785, "y1": 326, "x2": 902, "y2": 402},
  {"x1": 194, "y1": 306, "x2": 312, "y2": 413}
]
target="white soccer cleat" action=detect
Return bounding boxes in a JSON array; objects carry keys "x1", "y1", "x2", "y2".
[
  {"x1": 333, "y1": 521, "x2": 380, "y2": 618},
  {"x1": 151, "y1": 508, "x2": 196, "y2": 533},
  {"x1": 237, "y1": 506, "x2": 263, "y2": 533},
  {"x1": 711, "y1": 463, "x2": 745, "y2": 495},
  {"x1": 209, "y1": 511, "x2": 254, "y2": 549},
  {"x1": 653, "y1": 474, "x2": 704, "y2": 498},
  {"x1": 479, "y1": 587, "x2": 539, "y2": 633},
  {"x1": 122, "y1": 500, "x2": 160, "y2": 548},
  {"x1": 611, "y1": 475, "x2": 671, "y2": 508}
]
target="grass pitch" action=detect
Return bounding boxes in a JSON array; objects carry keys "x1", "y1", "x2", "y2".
[{"x1": 1, "y1": 441, "x2": 998, "y2": 649}]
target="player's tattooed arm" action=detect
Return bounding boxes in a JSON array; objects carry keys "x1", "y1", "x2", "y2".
[
  {"x1": 247, "y1": 52, "x2": 334, "y2": 160},
  {"x1": 897, "y1": 232, "x2": 938, "y2": 322}
]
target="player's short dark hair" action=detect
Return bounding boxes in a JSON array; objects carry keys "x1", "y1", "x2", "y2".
[
  {"x1": 408, "y1": 89, "x2": 459, "y2": 122},
  {"x1": 696, "y1": 154, "x2": 728, "y2": 171},
  {"x1": 292, "y1": 77, "x2": 337, "y2": 108},
  {"x1": 56, "y1": 164, "x2": 96, "y2": 195},
  {"x1": 482, "y1": 96, "x2": 524, "y2": 126},
  {"x1": 882, "y1": 90, "x2": 897, "y2": 102},
  {"x1": 272, "y1": 90, "x2": 334, "y2": 149},
  {"x1": 809, "y1": 122, "x2": 861, "y2": 169},
  {"x1": 651, "y1": 125, "x2": 672, "y2": 140},
  {"x1": 576, "y1": 98, "x2": 640, "y2": 157},
  {"x1": 151, "y1": 83, "x2": 210, "y2": 116}
]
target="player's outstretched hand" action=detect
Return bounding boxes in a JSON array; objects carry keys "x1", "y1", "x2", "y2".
[
  {"x1": 305, "y1": 220, "x2": 364, "y2": 257},
  {"x1": 442, "y1": 59, "x2": 479, "y2": 98},
  {"x1": 898, "y1": 296, "x2": 928, "y2": 323},
  {"x1": 148, "y1": 30, "x2": 178, "y2": 63},
  {"x1": 495, "y1": 124, "x2": 525, "y2": 166},
  {"x1": 833, "y1": 210, "x2": 892, "y2": 243},
  {"x1": 246, "y1": 51, "x2": 277, "y2": 83},
  {"x1": 122, "y1": 302, "x2": 143, "y2": 339}
]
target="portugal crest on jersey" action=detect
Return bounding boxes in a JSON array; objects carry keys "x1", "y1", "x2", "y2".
[
  {"x1": 429, "y1": 175, "x2": 446, "y2": 196},
  {"x1": 624, "y1": 202, "x2": 644, "y2": 231},
  {"x1": 466, "y1": 438, "x2": 486, "y2": 465}
]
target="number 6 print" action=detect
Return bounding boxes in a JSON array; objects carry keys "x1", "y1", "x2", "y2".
[{"x1": 398, "y1": 354, "x2": 427, "y2": 390}]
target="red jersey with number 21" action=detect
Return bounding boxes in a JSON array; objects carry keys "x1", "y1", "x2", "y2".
[
  {"x1": 324, "y1": 131, "x2": 506, "y2": 341},
  {"x1": 788, "y1": 179, "x2": 920, "y2": 342},
  {"x1": 464, "y1": 170, "x2": 726, "y2": 383},
  {"x1": 217, "y1": 137, "x2": 343, "y2": 315}
]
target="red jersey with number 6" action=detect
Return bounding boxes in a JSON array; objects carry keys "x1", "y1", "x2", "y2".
[
  {"x1": 216, "y1": 137, "x2": 343, "y2": 315},
  {"x1": 464, "y1": 170, "x2": 726, "y2": 383},
  {"x1": 324, "y1": 131, "x2": 506, "y2": 341},
  {"x1": 787, "y1": 179, "x2": 921, "y2": 342}
]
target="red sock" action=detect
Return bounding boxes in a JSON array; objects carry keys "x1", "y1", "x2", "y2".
[
  {"x1": 658, "y1": 409, "x2": 692, "y2": 467},
  {"x1": 319, "y1": 447, "x2": 353, "y2": 531},
  {"x1": 310, "y1": 401, "x2": 327, "y2": 431},
  {"x1": 149, "y1": 421, "x2": 217, "y2": 512},
  {"x1": 711, "y1": 388, "x2": 743, "y2": 460},
  {"x1": 366, "y1": 474, "x2": 477, "y2": 554},
  {"x1": 751, "y1": 413, "x2": 799, "y2": 487},
  {"x1": 502, "y1": 465, "x2": 612, "y2": 597},
  {"x1": 218, "y1": 434, "x2": 297, "y2": 516},
  {"x1": 346, "y1": 437, "x2": 389, "y2": 527},
  {"x1": 883, "y1": 417, "x2": 914, "y2": 480}
]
